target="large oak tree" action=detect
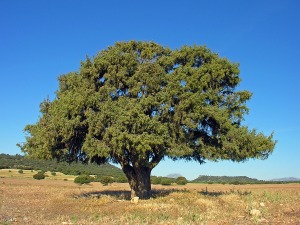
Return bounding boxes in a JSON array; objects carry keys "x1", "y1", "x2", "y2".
[{"x1": 19, "y1": 41, "x2": 276, "y2": 199}]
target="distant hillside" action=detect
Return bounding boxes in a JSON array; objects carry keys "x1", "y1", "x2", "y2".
[
  {"x1": 271, "y1": 177, "x2": 300, "y2": 182},
  {"x1": 166, "y1": 173, "x2": 182, "y2": 178},
  {"x1": 0, "y1": 154, "x2": 126, "y2": 179},
  {"x1": 192, "y1": 175, "x2": 261, "y2": 184}
]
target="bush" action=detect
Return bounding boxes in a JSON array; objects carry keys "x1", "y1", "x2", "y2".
[
  {"x1": 151, "y1": 176, "x2": 162, "y2": 185},
  {"x1": 18, "y1": 169, "x2": 23, "y2": 174},
  {"x1": 51, "y1": 172, "x2": 56, "y2": 176},
  {"x1": 115, "y1": 176, "x2": 128, "y2": 183},
  {"x1": 33, "y1": 173, "x2": 45, "y2": 180},
  {"x1": 175, "y1": 176, "x2": 188, "y2": 185},
  {"x1": 97, "y1": 176, "x2": 115, "y2": 186},
  {"x1": 161, "y1": 178, "x2": 173, "y2": 185},
  {"x1": 74, "y1": 175, "x2": 94, "y2": 184},
  {"x1": 231, "y1": 180, "x2": 242, "y2": 185}
]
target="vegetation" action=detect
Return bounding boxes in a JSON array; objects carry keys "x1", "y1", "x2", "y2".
[
  {"x1": 160, "y1": 178, "x2": 173, "y2": 185},
  {"x1": 33, "y1": 172, "x2": 45, "y2": 180},
  {"x1": 2, "y1": 179, "x2": 299, "y2": 224},
  {"x1": 176, "y1": 176, "x2": 188, "y2": 185},
  {"x1": 191, "y1": 175, "x2": 300, "y2": 184},
  {"x1": 18, "y1": 41, "x2": 276, "y2": 199},
  {"x1": 96, "y1": 175, "x2": 115, "y2": 186},
  {"x1": 0, "y1": 153, "x2": 126, "y2": 179},
  {"x1": 74, "y1": 175, "x2": 94, "y2": 184}
]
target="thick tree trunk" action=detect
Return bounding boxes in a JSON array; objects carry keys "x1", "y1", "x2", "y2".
[{"x1": 122, "y1": 165, "x2": 152, "y2": 199}]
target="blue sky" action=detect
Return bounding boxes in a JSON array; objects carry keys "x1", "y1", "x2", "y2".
[{"x1": 0, "y1": 0, "x2": 299, "y2": 180}]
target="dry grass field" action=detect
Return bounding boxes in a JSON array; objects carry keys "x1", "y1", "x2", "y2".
[{"x1": 0, "y1": 170, "x2": 299, "y2": 224}]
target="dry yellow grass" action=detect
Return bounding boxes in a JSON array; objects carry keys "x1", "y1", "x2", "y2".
[
  {"x1": 0, "y1": 175, "x2": 299, "y2": 224},
  {"x1": 0, "y1": 169, "x2": 77, "y2": 181}
]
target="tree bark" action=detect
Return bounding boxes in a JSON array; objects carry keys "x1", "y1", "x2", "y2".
[{"x1": 122, "y1": 165, "x2": 152, "y2": 199}]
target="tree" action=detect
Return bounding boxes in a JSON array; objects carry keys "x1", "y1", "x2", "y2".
[
  {"x1": 176, "y1": 176, "x2": 188, "y2": 185},
  {"x1": 19, "y1": 41, "x2": 276, "y2": 199}
]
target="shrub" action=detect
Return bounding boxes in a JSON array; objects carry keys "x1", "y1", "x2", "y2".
[
  {"x1": 74, "y1": 175, "x2": 94, "y2": 184},
  {"x1": 151, "y1": 176, "x2": 162, "y2": 185},
  {"x1": 231, "y1": 180, "x2": 242, "y2": 185},
  {"x1": 175, "y1": 176, "x2": 188, "y2": 185},
  {"x1": 51, "y1": 172, "x2": 56, "y2": 176},
  {"x1": 33, "y1": 173, "x2": 45, "y2": 180},
  {"x1": 161, "y1": 178, "x2": 173, "y2": 185},
  {"x1": 39, "y1": 170, "x2": 46, "y2": 174},
  {"x1": 97, "y1": 176, "x2": 115, "y2": 186},
  {"x1": 115, "y1": 176, "x2": 128, "y2": 183},
  {"x1": 18, "y1": 169, "x2": 23, "y2": 174}
]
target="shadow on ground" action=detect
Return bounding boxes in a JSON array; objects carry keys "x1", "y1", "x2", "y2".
[{"x1": 73, "y1": 187, "x2": 251, "y2": 200}]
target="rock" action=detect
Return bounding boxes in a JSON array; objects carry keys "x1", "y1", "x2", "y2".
[
  {"x1": 131, "y1": 197, "x2": 139, "y2": 204},
  {"x1": 260, "y1": 202, "x2": 265, "y2": 207},
  {"x1": 250, "y1": 209, "x2": 261, "y2": 217}
]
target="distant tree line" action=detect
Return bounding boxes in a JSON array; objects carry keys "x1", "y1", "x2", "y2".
[
  {"x1": 0, "y1": 154, "x2": 189, "y2": 185},
  {"x1": 191, "y1": 175, "x2": 300, "y2": 184},
  {"x1": 0, "y1": 154, "x2": 126, "y2": 180}
]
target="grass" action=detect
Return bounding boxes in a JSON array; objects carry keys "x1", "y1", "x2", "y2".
[
  {"x1": 0, "y1": 169, "x2": 77, "y2": 181},
  {"x1": 0, "y1": 171, "x2": 299, "y2": 224}
]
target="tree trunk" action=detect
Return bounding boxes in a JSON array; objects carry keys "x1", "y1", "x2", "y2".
[{"x1": 122, "y1": 165, "x2": 152, "y2": 199}]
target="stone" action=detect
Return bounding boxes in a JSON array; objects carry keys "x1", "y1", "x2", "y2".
[
  {"x1": 131, "y1": 197, "x2": 139, "y2": 204},
  {"x1": 260, "y1": 202, "x2": 265, "y2": 207},
  {"x1": 250, "y1": 209, "x2": 261, "y2": 217}
]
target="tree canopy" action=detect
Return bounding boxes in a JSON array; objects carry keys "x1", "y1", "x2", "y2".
[{"x1": 19, "y1": 41, "x2": 276, "y2": 199}]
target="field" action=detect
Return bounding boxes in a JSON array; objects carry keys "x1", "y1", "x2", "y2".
[{"x1": 0, "y1": 170, "x2": 299, "y2": 224}]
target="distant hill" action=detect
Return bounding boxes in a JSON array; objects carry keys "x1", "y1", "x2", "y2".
[
  {"x1": 192, "y1": 175, "x2": 261, "y2": 184},
  {"x1": 0, "y1": 153, "x2": 126, "y2": 178},
  {"x1": 271, "y1": 177, "x2": 300, "y2": 182},
  {"x1": 166, "y1": 173, "x2": 182, "y2": 178}
]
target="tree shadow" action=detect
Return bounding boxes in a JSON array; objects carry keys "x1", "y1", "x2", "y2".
[
  {"x1": 199, "y1": 188, "x2": 252, "y2": 197},
  {"x1": 73, "y1": 187, "x2": 251, "y2": 200},
  {"x1": 73, "y1": 188, "x2": 188, "y2": 200},
  {"x1": 73, "y1": 190, "x2": 132, "y2": 200}
]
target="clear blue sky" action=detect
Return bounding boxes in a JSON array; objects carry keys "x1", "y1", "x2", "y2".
[{"x1": 0, "y1": 0, "x2": 299, "y2": 180}]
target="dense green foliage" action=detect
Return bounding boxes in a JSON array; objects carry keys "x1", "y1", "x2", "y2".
[
  {"x1": 192, "y1": 175, "x2": 260, "y2": 184},
  {"x1": 176, "y1": 176, "x2": 188, "y2": 185},
  {"x1": 74, "y1": 175, "x2": 94, "y2": 184},
  {"x1": 33, "y1": 172, "x2": 46, "y2": 180},
  {"x1": 0, "y1": 154, "x2": 126, "y2": 179},
  {"x1": 150, "y1": 176, "x2": 163, "y2": 185},
  {"x1": 160, "y1": 178, "x2": 173, "y2": 185},
  {"x1": 96, "y1": 175, "x2": 115, "y2": 186},
  {"x1": 18, "y1": 41, "x2": 276, "y2": 199},
  {"x1": 191, "y1": 175, "x2": 298, "y2": 184}
]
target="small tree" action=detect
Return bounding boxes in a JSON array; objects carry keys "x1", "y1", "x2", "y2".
[
  {"x1": 151, "y1": 176, "x2": 162, "y2": 185},
  {"x1": 176, "y1": 176, "x2": 188, "y2": 185},
  {"x1": 161, "y1": 178, "x2": 173, "y2": 186},
  {"x1": 74, "y1": 175, "x2": 94, "y2": 184},
  {"x1": 97, "y1": 176, "x2": 115, "y2": 186},
  {"x1": 33, "y1": 172, "x2": 45, "y2": 180},
  {"x1": 19, "y1": 41, "x2": 276, "y2": 199}
]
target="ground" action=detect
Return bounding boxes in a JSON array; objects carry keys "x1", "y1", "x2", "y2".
[{"x1": 0, "y1": 170, "x2": 299, "y2": 224}]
